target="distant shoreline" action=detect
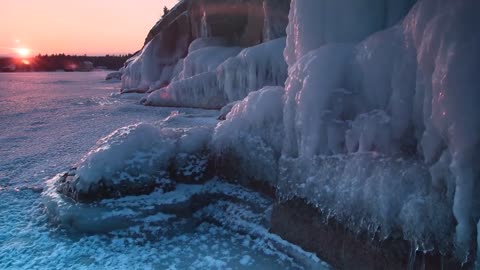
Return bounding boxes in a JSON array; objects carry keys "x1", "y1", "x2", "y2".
[{"x1": 0, "y1": 54, "x2": 131, "y2": 72}]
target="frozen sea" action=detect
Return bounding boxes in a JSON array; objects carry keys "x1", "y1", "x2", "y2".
[{"x1": 0, "y1": 72, "x2": 327, "y2": 269}]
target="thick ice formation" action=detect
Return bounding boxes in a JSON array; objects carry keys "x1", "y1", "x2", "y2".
[
  {"x1": 284, "y1": 0, "x2": 416, "y2": 66},
  {"x1": 177, "y1": 46, "x2": 243, "y2": 81},
  {"x1": 280, "y1": 0, "x2": 480, "y2": 260},
  {"x1": 144, "y1": 38, "x2": 287, "y2": 109},
  {"x1": 144, "y1": 72, "x2": 226, "y2": 109},
  {"x1": 122, "y1": 27, "x2": 190, "y2": 92},
  {"x1": 218, "y1": 38, "x2": 287, "y2": 102},
  {"x1": 213, "y1": 87, "x2": 284, "y2": 184},
  {"x1": 143, "y1": 46, "x2": 242, "y2": 109}
]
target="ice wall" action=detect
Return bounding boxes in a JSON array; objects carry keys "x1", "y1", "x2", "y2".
[
  {"x1": 143, "y1": 37, "x2": 287, "y2": 109},
  {"x1": 218, "y1": 38, "x2": 287, "y2": 102},
  {"x1": 281, "y1": 0, "x2": 480, "y2": 261},
  {"x1": 142, "y1": 46, "x2": 241, "y2": 109},
  {"x1": 284, "y1": 0, "x2": 416, "y2": 66},
  {"x1": 143, "y1": 72, "x2": 226, "y2": 109}
]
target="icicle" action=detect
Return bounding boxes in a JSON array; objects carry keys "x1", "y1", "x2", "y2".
[
  {"x1": 200, "y1": 11, "x2": 209, "y2": 38},
  {"x1": 408, "y1": 242, "x2": 418, "y2": 270}
]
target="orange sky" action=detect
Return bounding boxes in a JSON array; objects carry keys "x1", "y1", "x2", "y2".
[{"x1": 0, "y1": 0, "x2": 178, "y2": 56}]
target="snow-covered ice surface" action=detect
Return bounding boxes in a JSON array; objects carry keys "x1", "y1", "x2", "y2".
[{"x1": 0, "y1": 72, "x2": 327, "y2": 269}]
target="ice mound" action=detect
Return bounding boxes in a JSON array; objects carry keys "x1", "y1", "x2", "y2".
[
  {"x1": 75, "y1": 123, "x2": 175, "y2": 191},
  {"x1": 52, "y1": 112, "x2": 217, "y2": 202},
  {"x1": 280, "y1": 0, "x2": 480, "y2": 260},
  {"x1": 213, "y1": 86, "x2": 284, "y2": 184}
]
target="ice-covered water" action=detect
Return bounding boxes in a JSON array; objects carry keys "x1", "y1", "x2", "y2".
[{"x1": 0, "y1": 72, "x2": 326, "y2": 269}]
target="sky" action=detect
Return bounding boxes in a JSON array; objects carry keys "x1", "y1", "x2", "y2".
[{"x1": 0, "y1": 0, "x2": 178, "y2": 57}]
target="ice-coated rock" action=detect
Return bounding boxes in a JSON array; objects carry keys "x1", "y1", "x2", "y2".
[
  {"x1": 280, "y1": 0, "x2": 480, "y2": 261},
  {"x1": 121, "y1": 0, "x2": 291, "y2": 103}
]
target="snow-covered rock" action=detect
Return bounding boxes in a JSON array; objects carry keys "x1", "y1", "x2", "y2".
[{"x1": 54, "y1": 113, "x2": 217, "y2": 202}]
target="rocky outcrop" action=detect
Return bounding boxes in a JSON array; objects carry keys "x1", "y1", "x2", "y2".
[
  {"x1": 54, "y1": 168, "x2": 175, "y2": 202},
  {"x1": 145, "y1": 0, "x2": 290, "y2": 47}
]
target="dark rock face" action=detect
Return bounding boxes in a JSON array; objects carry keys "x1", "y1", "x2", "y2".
[
  {"x1": 263, "y1": 0, "x2": 290, "y2": 40},
  {"x1": 270, "y1": 198, "x2": 469, "y2": 270},
  {"x1": 212, "y1": 152, "x2": 277, "y2": 198},
  {"x1": 145, "y1": 0, "x2": 290, "y2": 48},
  {"x1": 55, "y1": 168, "x2": 175, "y2": 203},
  {"x1": 189, "y1": 0, "x2": 260, "y2": 46},
  {"x1": 144, "y1": 0, "x2": 190, "y2": 45}
]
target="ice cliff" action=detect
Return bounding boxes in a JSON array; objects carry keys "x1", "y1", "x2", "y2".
[
  {"x1": 278, "y1": 0, "x2": 480, "y2": 261},
  {"x1": 115, "y1": 0, "x2": 480, "y2": 265},
  {"x1": 121, "y1": 0, "x2": 289, "y2": 109}
]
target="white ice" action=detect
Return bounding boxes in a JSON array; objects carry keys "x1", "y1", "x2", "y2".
[{"x1": 280, "y1": 0, "x2": 480, "y2": 259}]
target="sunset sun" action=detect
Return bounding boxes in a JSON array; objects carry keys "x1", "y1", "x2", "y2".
[{"x1": 16, "y1": 47, "x2": 31, "y2": 57}]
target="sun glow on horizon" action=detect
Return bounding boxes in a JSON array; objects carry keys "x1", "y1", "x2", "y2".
[
  {"x1": 16, "y1": 47, "x2": 31, "y2": 58},
  {"x1": 1, "y1": 0, "x2": 179, "y2": 56}
]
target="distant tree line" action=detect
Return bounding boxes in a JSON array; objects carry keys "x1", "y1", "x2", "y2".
[{"x1": 0, "y1": 54, "x2": 133, "y2": 72}]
